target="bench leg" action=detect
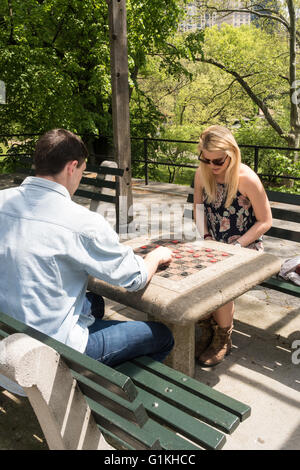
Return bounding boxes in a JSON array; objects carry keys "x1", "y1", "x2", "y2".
[
  {"x1": 0, "y1": 333, "x2": 114, "y2": 450},
  {"x1": 148, "y1": 317, "x2": 195, "y2": 377}
]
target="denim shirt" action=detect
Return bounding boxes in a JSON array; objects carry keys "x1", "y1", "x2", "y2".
[{"x1": 0, "y1": 177, "x2": 148, "y2": 394}]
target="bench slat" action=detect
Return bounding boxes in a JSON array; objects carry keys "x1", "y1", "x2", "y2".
[
  {"x1": 13, "y1": 158, "x2": 124, "y2": 177},
  {"x1": 261, "y1": 277, "x2": 300, "y2": 297},
  {"x1": 187, "y1": 193, "x2": 194, "y2": 204},
  {"x1": 266, "y1": 190, "x2": 300, "y2": 206},
  {"x1": 86, "y1": 164, "x2": 124, "y2": 177},
  {"x1": 84, "y1": 396, "x2": 161, "y2": 450},
  {"x1": 96, "y1": 425, "x2": 136, "y2": 451},
  {"x1": 79, "y1": 177, "x2": 117, "y2": 190},
  {"x1": 0, "y1": 328, "x2": 9, "y2": 339},
  {"x1": 97, "y1": 420, "x2": 202, "y2": 450},
  {"x1": 271, "y1": 207, "x2": 300, "y2": 224},
  {"x1": 74, "y1": 188, "x2": 116, "y2": 203},
  {"x1": 133, "y1": 356, "x2": 251, "y2": 421},
  {"x1": 116, "y1": 361, "x2": 240, "y2": 434},
  {"x1": 266, "y1": 226, "x2": 300, "y2": 243},
  {"x1": 129, "y1": 384, "x2": 225, "y2": 450},
  {"x1": 138, "y1": 419, "x2": 202, "y2": 451},
  {"x1": 87, "y1": 396, "x2": 202, "y2": 450},
  {"x1": 0, "y1": 311, "x2": 137, "y2": 402},
  {"x1": 72, "y1": 371, "x2": 148, "y2": 427},
  {"x1": 14, "y1": 176, "x2": 117, "y2": 191}
]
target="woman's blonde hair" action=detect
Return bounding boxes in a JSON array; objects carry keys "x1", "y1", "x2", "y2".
[{"x1": 198, "y1": 125, "x2": 241, "y2": 208}]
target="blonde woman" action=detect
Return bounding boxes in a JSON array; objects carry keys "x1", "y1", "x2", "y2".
[{"x1": 194, "y1": 125, "x2": 272, "y2": 367}]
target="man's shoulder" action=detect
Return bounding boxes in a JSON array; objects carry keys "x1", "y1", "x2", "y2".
[
  {"x1": 60, "y1": 198, "x2": 118, "y2": 242},
  {"x1": 0, "y1": 185, "x2": 22, "y2": 206}
]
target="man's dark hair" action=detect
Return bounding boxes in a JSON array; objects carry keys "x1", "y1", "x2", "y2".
[{"x1": 34, "y1": 129, "x2": 88, "y2": 176}]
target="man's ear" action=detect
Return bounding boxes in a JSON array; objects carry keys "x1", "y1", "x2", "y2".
[{"x1": 66, "y1": 160, "x2": 78, "y2": 175}]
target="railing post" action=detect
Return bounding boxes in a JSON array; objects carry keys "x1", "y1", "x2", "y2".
[
  {"x1": 144, "y1": 138, "x2": 149, "y2": 185},
  {"x1": 254, "y1": 147, "x2": 259, "y2": 174}
]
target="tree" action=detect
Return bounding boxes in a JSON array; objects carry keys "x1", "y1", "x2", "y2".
[
  {"x1": 139, "y1": 52, "x2": 257, "y2": 129},
  {"x1": 0, "y1": 0, "x2": 192, "y2": 161},
  {"x1": 188, "y1": 1, "x2": 300, "y2": 158}
]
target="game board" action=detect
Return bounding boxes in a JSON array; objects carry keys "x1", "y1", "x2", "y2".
[{"x1": 134, "y1": 239, "x2": 233, "y2": 281}]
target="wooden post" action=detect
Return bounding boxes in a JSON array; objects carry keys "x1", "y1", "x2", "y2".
[{"x1": 107, "y1": 0, "x2": 133, "y2": 235}]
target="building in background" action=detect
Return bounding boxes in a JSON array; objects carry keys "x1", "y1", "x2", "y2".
[{"x1": 180, "y1": 1, "x2": 251, "y2": 32}]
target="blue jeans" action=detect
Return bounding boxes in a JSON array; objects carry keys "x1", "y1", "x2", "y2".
[{"x1": 84, "y1": 293, "x2": 174, "y2": 366}]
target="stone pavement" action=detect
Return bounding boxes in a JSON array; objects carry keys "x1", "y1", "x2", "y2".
[{"x1": 0, "y1": 176, "x2": 299, "y2": 450}]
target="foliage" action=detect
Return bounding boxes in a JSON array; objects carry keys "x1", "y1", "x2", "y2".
[
  {"x1": 0, "y1": 0, "x2": 195, "y2": 161},
  {"x1": 131, "y1": 125, "x2": 199, "y2": 184},
  {"x1": 233, "y1": 118, "x2": 286, "y2": 167},
  {"x1": 190, "y1": 1, "x2": 300, "y2": 153},
  {"x1": 0, "y1": 0, "x2": 112, "y2": 138}
]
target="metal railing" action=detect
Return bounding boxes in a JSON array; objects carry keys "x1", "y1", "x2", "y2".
[
  {"x1": 1, "y1": 133, "x2": 300, "y2": 187},
  {"x1": 130, "y1": 136, "x2": 300, "y2": 186}
]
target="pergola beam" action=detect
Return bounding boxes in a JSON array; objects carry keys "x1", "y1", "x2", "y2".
[{"x1": 107, "y1": 0, "x2": 133, "y2": 234}]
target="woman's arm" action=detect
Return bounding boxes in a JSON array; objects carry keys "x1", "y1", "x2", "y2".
[
  {"x1": 193, "y1": 168, "x2": 210, "y2": 238},
  {"x1": 237, "y1": 167, "x2": 272, "y2": 247}
]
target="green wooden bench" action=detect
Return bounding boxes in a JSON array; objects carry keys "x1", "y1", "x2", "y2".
[
  {"x1": 186, "y1": 183, "x2": 300, "y2": 299},
  {"x1": 260, "y1": 190, "x2": 300, "y2": 298},
  {"x1": 0, "y1": 310, "x2": 251, "y2": 450}
]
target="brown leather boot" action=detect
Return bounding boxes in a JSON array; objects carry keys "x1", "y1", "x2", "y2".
[
  {"x1": 197, "y1": 323, "x2": 233, "y2": 367},
  {"x1": 195, "y1": 316, "x2": 215, "y2": 358}
]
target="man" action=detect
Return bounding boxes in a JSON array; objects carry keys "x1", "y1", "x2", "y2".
[{"x1": 0, "y1": 129, "x2": 174, "y2": 395}]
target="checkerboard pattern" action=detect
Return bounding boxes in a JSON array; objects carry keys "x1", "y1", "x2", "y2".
[{"x1": 134, "y1": 239, "x2": 233, "y2": 281}]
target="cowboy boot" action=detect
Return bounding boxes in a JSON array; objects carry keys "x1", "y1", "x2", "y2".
[
  {"x1": 197, "y1": 323, "x2": 233, "y2": 367},
  {"x1": 195, "y1": 316, "x2": 215, "y2": 359}
]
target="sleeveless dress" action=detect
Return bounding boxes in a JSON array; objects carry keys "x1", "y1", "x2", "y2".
[{"x1": 203, "y1": 183, "x2": 263, "y2": 251}]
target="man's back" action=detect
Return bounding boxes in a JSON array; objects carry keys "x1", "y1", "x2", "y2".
[{"x1": 0, "y1": 177, "x2": 147, "y2": 352}]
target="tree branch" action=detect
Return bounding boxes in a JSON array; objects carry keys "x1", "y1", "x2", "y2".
[
  {"x1": 279, "y1": 73, "x2": 289, "y2": 83},
  {"x1": 7, "y1": 0, "x2": 16, "y2": 45},
  {"x1": 196, "y1": 55, "x2": 287, "y2": 140}
]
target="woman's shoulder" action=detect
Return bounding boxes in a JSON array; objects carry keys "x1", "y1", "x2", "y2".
[
  {"x1": 238, "y1": 163, "x2": 263, "y2": 194},
  {"x1": 239, "y1": 163, "x2": 261, "y2": 184}
]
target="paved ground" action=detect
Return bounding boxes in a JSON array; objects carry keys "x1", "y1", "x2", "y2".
[{"x1": 0, "y1": 176, "x2": 299, "y2": 450}]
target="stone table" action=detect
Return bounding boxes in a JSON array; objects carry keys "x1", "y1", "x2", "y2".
[{"x1": 88, "y1": 237, "x2": 281, "y2": 376}]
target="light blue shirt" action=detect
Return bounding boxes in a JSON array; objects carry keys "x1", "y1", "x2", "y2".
[{"x1": 0, "y1": 177, "x2": 148, "y2": 394}]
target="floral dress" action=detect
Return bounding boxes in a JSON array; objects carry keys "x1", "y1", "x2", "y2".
[{"x1": 203, "y1": 183, "x2": 263, "y2": 251}]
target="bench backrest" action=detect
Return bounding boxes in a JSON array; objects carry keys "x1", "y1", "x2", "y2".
[
  {"x1": 13, "y1": 157, "x2": 124, "y2": 205},
  {"x1": 265, "y1": 190, "x2": 300, "y2": 242}
]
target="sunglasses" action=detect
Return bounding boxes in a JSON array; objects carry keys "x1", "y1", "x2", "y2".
[{"x1": 198, "y1": 152, "x2": 229, "y2": 167}]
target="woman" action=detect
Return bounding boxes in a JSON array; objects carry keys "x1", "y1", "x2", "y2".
[{"x1": 194, "y1": 125, "x2": 272, "y2": 367}]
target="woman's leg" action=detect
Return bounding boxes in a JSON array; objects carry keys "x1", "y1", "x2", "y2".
[
  {"x1": 85, "y1": 319, "x2": 174, "y2": 367},
  {"x1": 197, "y1": 301, "x2": 234, "y2": 367},
  {"x1": 212, "y1": 301, "x2": 234, "y2": 328}
]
